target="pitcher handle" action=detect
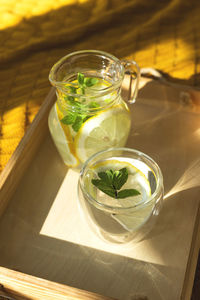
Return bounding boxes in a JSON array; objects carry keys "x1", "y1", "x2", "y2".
[{"x1": 121, "y1": 59, "x2": 140, "y2": 104}]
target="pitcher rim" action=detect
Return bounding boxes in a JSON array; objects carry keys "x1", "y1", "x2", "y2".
[{"x1": 49, "y1": 49, "x2": 125, "y2": 95}]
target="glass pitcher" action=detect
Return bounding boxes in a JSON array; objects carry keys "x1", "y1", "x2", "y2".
[{"x1": 48, "y1": 50, "x2": 140, "y2": 169}]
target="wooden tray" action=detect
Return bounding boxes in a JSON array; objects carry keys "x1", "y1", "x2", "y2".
[{"x1": 0, "y1": 77, "x2": 200, "y2": 300}]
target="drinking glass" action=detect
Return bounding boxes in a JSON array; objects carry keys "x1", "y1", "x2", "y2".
[{"x1": 78, "y1": 148, "x2": 164, "y2": 244}]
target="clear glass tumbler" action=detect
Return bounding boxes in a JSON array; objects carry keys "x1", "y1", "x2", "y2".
[
  {"x1": 48, "y1": 50, "x2": 140, "y2": 169},
  {"x1": 78, "y1": 148, "x2": 164, "y2": 244}
]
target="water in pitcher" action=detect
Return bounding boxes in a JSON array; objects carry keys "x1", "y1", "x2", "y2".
[
  {"x1": 48, "y1": 50, "x2": 140, "y2": 169},
  {"x1": 48, "y1": 76, "x2": 131, "y2": 169}
]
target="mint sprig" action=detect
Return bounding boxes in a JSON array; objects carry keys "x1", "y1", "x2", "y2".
[
  {"x1": 61, "y1": 73, "x2": 99, "y2": 132},
  {"x1": 92, "y1": 168, "x2": 141, "y2": 199},
  {"x1": 77, "y1": 72, "x2": 98, "y2": 95}
]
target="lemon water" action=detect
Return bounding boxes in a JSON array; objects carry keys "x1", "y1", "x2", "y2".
[
  {"x1": 82, "y1": 157, "x2": 157, "y2": 242},
  {"x1": 48, "y1": 78, "x2": 131, "y2": 168}
]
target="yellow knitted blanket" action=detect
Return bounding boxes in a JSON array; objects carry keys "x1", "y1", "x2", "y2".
[{"x1": 0, "y1": 0, "x2": 200, "y2": 172}]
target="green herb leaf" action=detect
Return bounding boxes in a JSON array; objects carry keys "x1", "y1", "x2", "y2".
[
  {"x1": 91, "y1": 167, "x2": 140, "y2": 199},
  {"x1": 82, "y1": 115, "x2": 90, "y2": 122},
  {"x1": 113, "y1": 168, "x2": 128, "y2": 190},
  {"x1": 66, "y1": 95, "x2": 74, "y2": 102},
  {"x1": 97, "y1": 171, "x2": 110, "y2": 182},
  {"x1": 97, "y1": 170, "x2": 113, "y2": 186},
  {"x1": 66, "y1": 97, "x2": 82, "y2": 109},
  {"x1": 61, "y1": 113, "x2": 77, "y2": 125},
  {"x1": 117, "y1": 189, "x2": 141, "y2": 199},
  {"x1": 72, "y1": 116, "x2": 83, "y2": 132},
  {"x1": 88, "y1": 101, "x2": 100, "y2": 109},
  {"x1": 84, "y1": 77, "x2": 99, "y2": 87},
  {"x1": 78, "y1": 73, "x2": 84, "y2": 86},
  {"x1": 81, "y1": 87, "x2": 85, "y2": 95},
  {"x1": 91, "y1": 179, "x2": 116, "y2": 198},
  {"x1": 69, "y1": 86, "x2": 77, "y2": 93},
  {"x1": 105, "y1": 170, "x2": 114, "y2": 185},
  {"x1": 62, "y1": 73, "x2": 99, "y2": 132}
]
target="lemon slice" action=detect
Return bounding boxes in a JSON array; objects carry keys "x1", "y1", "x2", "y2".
[
  {"x1": 75, "y1": 105, "x2": 131, "y2": 163},
  {"x1": 48, "y1": 103, "x2": 78, "y2": 167},
  {"x1": 86, "y1": 158, "x2": 152, "y2": 232}
]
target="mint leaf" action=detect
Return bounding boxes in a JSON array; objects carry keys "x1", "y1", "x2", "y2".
[
  {"x1": 113, "y1": 168, "x2": 128, "y2": 190},
  {"x1": 98, "y1": 171, "x2": 110, "y2": 182},
  {"x1": 82, "y1": 115, "x2": 90, "y2": 123},
  {"x1": 65, "y1": 96, "x2": 80, "y2": 107},
  {"x1": 72, "y1": 116, "x2": 83, "y2": 132},
  {"x1": 69, "y1": 86, "x2": 77, "y2": 93},
  {"x1": 61, "y1": 113, "x2": 77, "y2": 125},
  {"x1": 66, "y1": 95, "x2": 74, "y2": 102},
  {"x1": 85, "y1": 77, "x2": 99, "y2": 87},
  {"x1": 66, "y1": 98, "x2": 83, "y2": 110},
  {"x1": 91, "y1": 179, "x2": 116, "y2": 198},
  {"x1": 61, "y1": 73, "x2": 99, "y2": 132},
  {"x1": 117, "y1": 189, "x2": 141, "y2": 199},
  {"x1": 88, "y1": 101, "x2": 100, "y2": 109},
  {"x1": 91, "y1": 167, "x2": 140, "y2": 200},
  {"x1": 105, "y1": 170, "x2": 114, "y2": 185},
  {"x1": 81, "y1": 87, "x2": 85, "y2": 95},
  {"x1": 78, "y1": 73, "x2": 84, "y2": 85},
  {"x1": 97, "y1": 170, "x2": 114, "y2": 187}
]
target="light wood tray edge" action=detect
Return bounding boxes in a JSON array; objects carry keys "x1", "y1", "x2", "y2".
[
  {"x1": 0, "y1": 266, "x2": 114, "y2": 300},
  {"x1": 0, "y1": 88, "x2": 55, "y2": 216},
  {"x1": 0, "y1": 88, "x2": 114, "y2": 300},
  {"x1": 181, "y1": 203, "x2": 200, "y2": 300}
]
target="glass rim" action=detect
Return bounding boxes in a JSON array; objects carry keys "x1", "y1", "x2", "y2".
[
  {"x1": 49, "y1": 49, "x2": 124, "y2": 95},
  {"x1": 79, "y1": 147, "x2": 164, "y2": 212}
]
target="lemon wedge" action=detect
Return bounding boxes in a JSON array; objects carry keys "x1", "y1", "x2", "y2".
[
  {"x1": 75, "y1": 105, "x2": 131, "y2": 163},
  {"x1": 48, "y1": 103, "x2": 78, "y2": 167}
]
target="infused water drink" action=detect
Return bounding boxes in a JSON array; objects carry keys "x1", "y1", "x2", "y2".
[
  {"x1": 48, "y1": 50, "x2": 140, "y2": 168},
  {"x1": 48, "y1": 76, "x2": 131, "y2": 168},
  {"x1": 78, "y1": 148, "x2": 164, "y2": 243}
]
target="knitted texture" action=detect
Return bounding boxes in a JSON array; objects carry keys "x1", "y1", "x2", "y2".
[{"x1": 0, "y1": 0, "x2": 200, "y2": 172}]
